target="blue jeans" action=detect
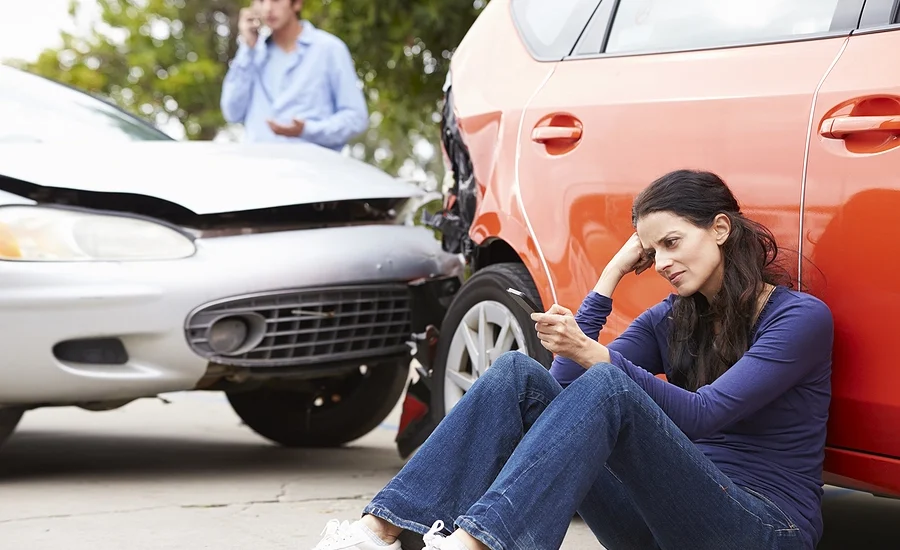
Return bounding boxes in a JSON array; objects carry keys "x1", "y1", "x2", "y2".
[{"x1": 364, "y1": 352, "x2": 806, "y2": 550}]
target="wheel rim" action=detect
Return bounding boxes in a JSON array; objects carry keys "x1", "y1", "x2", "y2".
[{"x1": 444, "y1": 300, "x2": 530, "y2": 412}]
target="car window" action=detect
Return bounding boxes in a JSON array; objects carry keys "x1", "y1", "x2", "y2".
[
  {"x1": 0, "y1": 67, "x2": 171, "y2": 144},
  {"x1": 511, "y1": 0, "x2": 601, "y2": 60},
  {"x1": 606, "y1": 0, "x2": 843, "y2": 55},
  {"x1": 857, "y1": 0, "x2": 899, "y2": 28}
]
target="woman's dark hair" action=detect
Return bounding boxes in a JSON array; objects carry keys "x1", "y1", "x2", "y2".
[{"x1": 632, "y1": 169, "x2": 792, "y2": 391}]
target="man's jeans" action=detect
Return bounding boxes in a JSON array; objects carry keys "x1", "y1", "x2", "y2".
[{"x1": 364, "y1": 351, "x2": 806, "y2": 550}]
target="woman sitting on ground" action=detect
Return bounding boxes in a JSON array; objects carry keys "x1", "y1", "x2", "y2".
[{"x1": 312, "y1": 169, "x2": 833, "y2": 550}]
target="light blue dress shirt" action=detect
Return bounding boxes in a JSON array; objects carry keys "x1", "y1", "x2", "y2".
[{"x1": 220, "y1": 21, "x2": 369, "y2": 151}]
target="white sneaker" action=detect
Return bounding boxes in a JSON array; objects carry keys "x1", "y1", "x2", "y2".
[
  {"x1": 312, "y1": 519, "x2": 401, "y2": 550},
  {"x1": 422, "y1": 520, "x2": 471, "y2": 550}
]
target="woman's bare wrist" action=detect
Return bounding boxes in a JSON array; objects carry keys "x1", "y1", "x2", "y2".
[
  {"x1": 575, "y1": 338, "x2": 611, "y2": 369},
  {"x1": 593, "y1": 268, "x2": 624, "y2": 298}
]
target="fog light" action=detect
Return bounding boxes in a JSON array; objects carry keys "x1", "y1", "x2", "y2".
[
  {"x1": 205, "y1": 313, "x2": 267, "y2": 356},
  {"x1": 208, "y1": 317, "x2": 249, "y2": 355}
]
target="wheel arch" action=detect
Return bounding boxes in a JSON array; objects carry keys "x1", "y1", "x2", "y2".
[
  {"x1": 470, "y1": 210, "x2": 553, "y2": 311},
  {"x1": 473, "y1": 237, "x2": 522, "y2": 272}
]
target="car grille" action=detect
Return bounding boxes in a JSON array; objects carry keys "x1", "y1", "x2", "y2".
[{"x1": 185, "y1": 284, "x2": 412, "y2": 367}]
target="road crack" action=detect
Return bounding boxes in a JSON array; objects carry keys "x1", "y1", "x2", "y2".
[
  {"x1": 0, "y1": 495, "x2": 372, "y2": 525},
  {"x1": 0, "y1": 505, "x2": 175, "y2": 525}
]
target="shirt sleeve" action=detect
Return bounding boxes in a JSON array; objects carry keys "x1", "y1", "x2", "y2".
[
  {"x1": 220, "y1": 40, "x2": 257, "y2": 124},
  {"x1": 550, "y1": 292, "x2": 667, "y2": 386},
  {"x1": 301, "y1": 40, "x2": 369, "y2": 148},
  {"x1": 607, "y1": 296, "x2": 833, "y2": 440}
]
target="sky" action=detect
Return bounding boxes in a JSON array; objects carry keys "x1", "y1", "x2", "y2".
[{"x1": 0, "y1": 0, "x2": 99, "y2": 63}]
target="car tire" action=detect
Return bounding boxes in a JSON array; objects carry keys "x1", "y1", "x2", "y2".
[
  {"x1": 431, "y1": 263, "x2": 552, "y2": 418},
  {"x1": 0, "y1": 408, "x2": 24, "y2": 449},
  {"x1": 226, "y1": 359, "x2": 409, "y2": 448}
]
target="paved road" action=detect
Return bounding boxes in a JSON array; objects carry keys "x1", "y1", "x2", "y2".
[{"x1": 0, "y1": 391, "x2": 897, "y2": 549}]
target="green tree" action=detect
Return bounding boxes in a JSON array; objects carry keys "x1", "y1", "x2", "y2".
[{"x1": 8, "y1": 0, "x2": 488, "y2": 183}]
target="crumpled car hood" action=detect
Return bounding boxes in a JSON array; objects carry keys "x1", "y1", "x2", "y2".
[{"x1": 0, "y1": 142, "x2": 422, "y2": 215}]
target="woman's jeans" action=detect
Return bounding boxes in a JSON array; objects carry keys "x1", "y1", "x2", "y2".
[{"x1": 363, "y1": 352, "x2": 806, "y2": 550}]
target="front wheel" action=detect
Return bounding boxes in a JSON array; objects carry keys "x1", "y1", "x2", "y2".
[
  {"x1": 431, "y1": 263, "x2": 552, "y2": 418},
  {"x1": 227, "y1": 359, "x2": 409, "y2": 447}
]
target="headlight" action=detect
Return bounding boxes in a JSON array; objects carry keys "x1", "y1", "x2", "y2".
[{"x1": 0, "y1": 206, "x2": 196, "y2": 261}]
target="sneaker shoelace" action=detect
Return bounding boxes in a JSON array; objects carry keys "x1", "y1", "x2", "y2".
[
  {"x1": 314, "y1": 519, "x2": 354, "y2": 550},
  {"x1": 422, "y1": 520, "x2": 448, "y2": 549}
]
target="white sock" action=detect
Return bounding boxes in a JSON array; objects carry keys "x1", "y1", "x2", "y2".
[
  {"x1": 444, "y1": 536, "x2": 473, "y2": 550},
  {"x1": 355, "y1": 522, "x2": 393, "y2": 547}
]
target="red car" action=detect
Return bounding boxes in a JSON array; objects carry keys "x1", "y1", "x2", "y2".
[{"x1": 402, "y1": 0, "x2": 900, "y2": 500}]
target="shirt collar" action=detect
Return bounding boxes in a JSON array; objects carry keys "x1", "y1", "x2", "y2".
[
  {"x1": 264, "y1": 20, "x2": 316, "y2": 48},
  {"x1": 297, "y1": 20, "x2": 316, "y2": 45}
]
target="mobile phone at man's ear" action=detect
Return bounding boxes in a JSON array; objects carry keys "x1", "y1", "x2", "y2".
[{"x1": 507, "y1": 288, "x2": 541, "y2": 315}]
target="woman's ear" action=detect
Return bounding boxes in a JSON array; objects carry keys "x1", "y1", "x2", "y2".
[{"x1": 713, "y1": 214, "x2": 731, "y2": 245}]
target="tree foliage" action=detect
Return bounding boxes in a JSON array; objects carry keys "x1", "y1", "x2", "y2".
[{"x1": 11, "y1": 0, "x2": 488, "y2": 181}]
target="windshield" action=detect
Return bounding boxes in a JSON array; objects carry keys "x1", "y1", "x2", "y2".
[{"x1": 0, "y1": 66, "x2": 172, "y2": 143}]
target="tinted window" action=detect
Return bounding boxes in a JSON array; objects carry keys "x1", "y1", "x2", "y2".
[
  {"x1": 511, "y1": 0, "x2": 601, "y2": 60},
  {"x1": 606, "y1": 0, "x2": 843, "y2": 54},
  {"x1": 0, "y1": 67, "x2": 171, "y2": 144}
]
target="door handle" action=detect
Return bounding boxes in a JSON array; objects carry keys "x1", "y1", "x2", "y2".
[
  {"x1": 820, "y1": 115, "x2": 900, "y2": 139},
  {"x1": 531, "y1": 126, "x2": 582, "y2": 143}
]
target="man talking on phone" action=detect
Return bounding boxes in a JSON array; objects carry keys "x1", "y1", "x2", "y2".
[{"x1": 220, "y1": 0, "x2": 368, "y2": 151}]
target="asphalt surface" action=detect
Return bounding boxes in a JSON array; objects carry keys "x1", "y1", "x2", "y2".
[{"x1": 0, "y1": 390, "x2": 897, "y2": 549}]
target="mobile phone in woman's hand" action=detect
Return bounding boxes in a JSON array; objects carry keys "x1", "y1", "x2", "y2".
[{"x1": 507, "y1": 288, "x2": 541, "y2": 314}]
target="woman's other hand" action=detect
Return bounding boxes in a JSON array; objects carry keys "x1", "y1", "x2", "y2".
[
  {"x1": 609, "y1": 232, "x2": 653, "y2": 277},
  {"x1": 594, "y1": 233, "x2": 654, "y2": 298}
]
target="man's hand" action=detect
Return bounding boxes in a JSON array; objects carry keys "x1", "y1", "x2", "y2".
[
  {"x1": 238, "y1": 7, "x2": 261, "y2": 48},
  {"x1": 267, "y1": 118, "x2": 306, "y2": 137}
]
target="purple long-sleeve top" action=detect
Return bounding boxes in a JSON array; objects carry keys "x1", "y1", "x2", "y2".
[{"x1": 550, "y1": 287, "x2": 833, "y2": 548}]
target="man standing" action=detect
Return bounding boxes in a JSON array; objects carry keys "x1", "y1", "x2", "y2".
[{"x1": 221, "y1": 0, "x2": 368, "y2": 151}]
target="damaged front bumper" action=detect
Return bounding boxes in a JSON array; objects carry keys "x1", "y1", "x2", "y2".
[{"x1": 0, "y1": 224, "x2": 463, "y2": 407}]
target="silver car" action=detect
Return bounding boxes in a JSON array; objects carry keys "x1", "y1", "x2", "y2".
[{"x1": 0, "y1": 66, "x2": 463, "y2": 450}]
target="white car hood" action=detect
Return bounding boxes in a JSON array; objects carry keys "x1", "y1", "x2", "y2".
[{"x1": 0, "y1": 142, "x2": 423, "y2": 215}]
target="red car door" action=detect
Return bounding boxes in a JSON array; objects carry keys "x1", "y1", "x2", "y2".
[
  {"x1": 514, "y1": 0, "x2": 859, "y2": 342},
  {"x1": 801, "y1": 4, "x2": 900, "y2": 495}
]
